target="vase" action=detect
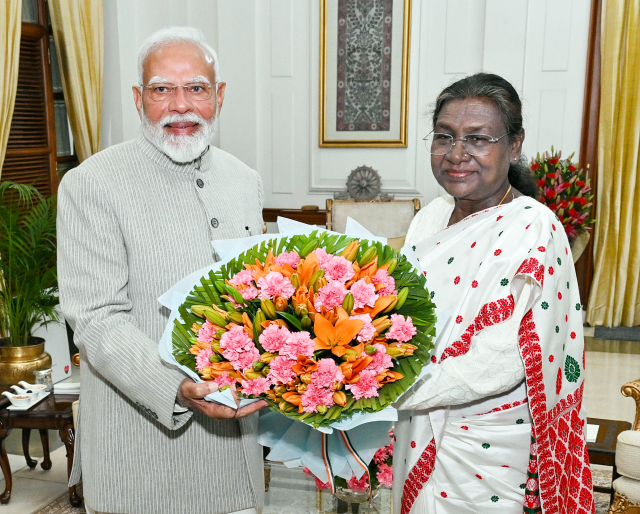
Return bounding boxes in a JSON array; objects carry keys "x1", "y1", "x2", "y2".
[
  {"x1": 335, "y1": 484, "x2": 381, "y2": 504},
  {"x1": 0, "y1": 337, "x2": 52, "y2": 389}
]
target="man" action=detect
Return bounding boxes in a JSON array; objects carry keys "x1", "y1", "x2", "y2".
[{"x1": 57, "y1": 27, "x2": 267, "y2": 514}]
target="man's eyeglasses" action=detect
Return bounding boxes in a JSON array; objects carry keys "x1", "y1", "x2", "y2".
[
  {"x1": 423, "y1": 131, "x2": 509, "y2": 157},
  {"x1": 141, "y1": 83, "x2": 216, "y2": 102}
]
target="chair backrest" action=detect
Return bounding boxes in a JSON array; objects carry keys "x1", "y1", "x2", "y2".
[
  {"x1": 326, "y1": 199, "x2": 420, "y2": 250},
  {"x1": 622, "y1": 378, "x2": 640, "y2": 431}
]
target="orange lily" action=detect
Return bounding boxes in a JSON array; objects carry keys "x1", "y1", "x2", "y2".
[
  {"x1": 296, "y1": 253, "x2": 320, "y2": 288},
  {"x1": 355, "y1": 295, "x2": 397, "y2": 318},
  {"x1": 282, "y1": 392, "x2": 303, "y2": 413},
  {"x1": 313, "y1": 312, "x2": 363, "y2": 358},
  {"x1": 261, "y1": 319, "x2": 289, "y2": 330},
  {"x1": 244, "y1": 250, "x2": 276, "y2": 282},
  {"x1": 339, "y1": 356, "x2": 374, "y2": 384},
  {"x1": 292, "y1": 355, "x2": 318, "y2": 375},
  {"x1": 376, "y1": 370, "x2": 404, "y2": 384}
]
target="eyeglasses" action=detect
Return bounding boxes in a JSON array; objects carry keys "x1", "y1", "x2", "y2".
[
  {"x1": 423, "y1": 131, "x2": 509, "y2": 157},
  {"x1": 141, "y1": 83, "x2": 216, "y2": 102}
]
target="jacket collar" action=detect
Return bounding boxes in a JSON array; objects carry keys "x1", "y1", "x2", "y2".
[{"x1": 135, "y1": 131, "x2": 212, "y2": 173}]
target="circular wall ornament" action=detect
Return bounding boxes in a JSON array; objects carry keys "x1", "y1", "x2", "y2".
[{"x1": 346, "y1": 165, "x2": 381, "y2": 200}]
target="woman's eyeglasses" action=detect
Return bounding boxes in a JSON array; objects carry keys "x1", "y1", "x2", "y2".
[{"x1": 423, "y1": 131, "x2": 508, "y2": 156}]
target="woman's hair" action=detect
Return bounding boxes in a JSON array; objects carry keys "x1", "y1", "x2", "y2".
[{"x1": 432, "y1": 73, "x2": 538, "y2": 198}]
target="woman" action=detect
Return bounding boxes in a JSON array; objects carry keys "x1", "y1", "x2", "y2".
[{"x1": 393, "y1": 74, "x2": 593, "y2": 514}]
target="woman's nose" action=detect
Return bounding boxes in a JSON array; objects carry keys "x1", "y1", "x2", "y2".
[{"x1": 447, "y1": 139, "x2": 470, "y2": 162}]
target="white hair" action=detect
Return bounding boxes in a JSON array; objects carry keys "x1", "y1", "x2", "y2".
[{"x1": 137, "y1": 27, "x2": 220, "y2": 85}]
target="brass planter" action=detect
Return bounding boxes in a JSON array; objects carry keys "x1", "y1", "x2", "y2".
[{"x1": 0, "y1": 337, "x2": 52, "y2": 387}]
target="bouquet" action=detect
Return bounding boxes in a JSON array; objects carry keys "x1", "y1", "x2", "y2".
[
  {"x1": 305, "y1": 428, "x2": 394, "y2": 495},
  {"x1": 530, "y1": 148, "x2": 594, "y2": 240},
  {"x1": 170, "y1": 230, "x2": 435, "y2": 428}
]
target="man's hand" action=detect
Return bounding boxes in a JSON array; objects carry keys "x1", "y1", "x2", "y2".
[{"x1": 177, "y1": 379, "x2": 268, "y2": 420}]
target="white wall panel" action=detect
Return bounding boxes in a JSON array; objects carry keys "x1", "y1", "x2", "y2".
[
  {"x1": 542, "y1": 0, "x2": 573, "y2": 72},
  {"x1": 271, "y1": 92, "x2": 294, "y2": 194},
  {"x1": 444, "y1": 0, "x2": 486, "y2": 75},
  {"x1": 537, "y1": 89, "x2": 567, "y2": 153},
  {"x1": 271, "y1": 0, "x2": 293, "y2": 77}
]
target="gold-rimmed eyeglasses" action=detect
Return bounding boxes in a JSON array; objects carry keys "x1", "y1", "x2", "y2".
[
  {"x1": 423, "y1": 131, "x2": 509, "y2": 157},
  {"x1": 141, "y1": 82, "x2": 216, "y2": 102}
]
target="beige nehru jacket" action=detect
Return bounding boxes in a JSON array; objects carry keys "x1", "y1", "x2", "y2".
[{"x1": 57, "y1": 134, "x2": 264, "y2": 514}]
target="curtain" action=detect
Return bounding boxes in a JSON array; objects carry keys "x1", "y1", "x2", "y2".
[
  {"x1": 0, "y1": 2, "x2": 22, "y2": 178},
  {"x1": 49, "y1": 0, "x2": 103, "y2": 163},
  {"x1": 587, "y1": 0, "x2": 640, "y2": 327}
]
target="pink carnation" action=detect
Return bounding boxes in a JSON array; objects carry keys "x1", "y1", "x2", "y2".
[
  {"x1": 323, "y1": 255, "x2": 355, "y2": 284},
  {"x1": 195, "y1": 348, "x2": 214, "y2": 370},
  {"x1": 345, "y1": 370, "x2": 380, "y2": 400},
  {"x1": 213, "y1": 372, "x2": 237, "y2": 388},
  {"x1": 385, "y1": 314, "x2": 417, "y2": 343},
  {"x1": 315, "y1": 281, "x2": 348, "y2": 310},
  {"x1": 267, "y1": 356, "x2": 297, "y2": 384},
  {"x1": 315, "y1": 477, "x2": 331, "y2": 490},
  {"x1": 197, "y1": 320, "x2": 216, "y2": 344},
  {"x1": 366, "y1": 343, "x2": 393, "y2": 375},
  {"x1": 372, "y1": 268, "x2": 397, "y2": 296},
  {"x1": 257, "y1": 271, "x2": 296, "y2": 300},
  {"x1": 241, "y1": 377, "x2": 272, "y2": 396},
  {"x1": 230, "y1": 269, "x2": 255, "y2": 287},
  {"x1": 303, "y1": 467, "x2": 313, "y2": 476},
  {"x1": 350, "y1": 313, "x2": 376, "y2": 343},
  {"x1": 274, "y1": 251, "x2": 301, "y2": 269},
  {"x1": 281, "y1": 331, "x2": 315, "y2": 360},
  {"x1": 220, "y1": 325, "x2": 261, "y2": 370},
  {"x1": 301, "y1": 383, "x2": 335, "y2": 413},
  {"x1": 350, "y1": 279, "x2": 379, "y2": 310},
  {"x1": 238, "y1": 285, "x2": 259, "y2": 301},
  {"x1": 347, "y1": 473, "x2": 369, "y2": 493},
  {"x1": 373, "y1": 445, "x2": 391, "y2": 465},
  {"x1": 259, "y1": 323, "x2": 291, "y2": 353},
  {"x1": 313, "y1": 248, "x2": 333, "y2": 268},
  {"x1": 376, "y1": 463, "x2": 393, "y2": 488},
  {"x1": 312, "y1": 358, "x2": 344, "y2": 388}
]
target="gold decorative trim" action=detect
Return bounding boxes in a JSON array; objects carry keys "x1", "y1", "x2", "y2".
[
  {"x1": 621, "y1": 378, "x2": 640, "y2": 431},
  {"x1": 608, "y1": 491, "x2": 640, "y2": 513},
  {"x1": 319, "y1": 0, "x2": 412, "y2": 147},
  {"x1": 71, "y1": 353, "x2": 81, "y2": 367}
]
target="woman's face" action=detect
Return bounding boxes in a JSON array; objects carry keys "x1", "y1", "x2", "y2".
[{"x1": 431, "y1": 97, "x2": 522, "y2": 202}]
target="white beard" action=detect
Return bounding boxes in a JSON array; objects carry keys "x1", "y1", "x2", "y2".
[{"x1": 141, "y1": 109, "x2": 217, "y2": 163}]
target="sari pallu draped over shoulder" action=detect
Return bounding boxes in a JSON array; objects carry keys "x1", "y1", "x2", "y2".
[{"x1": 398, "y1": 197, "x2": 593, "y2": 514}]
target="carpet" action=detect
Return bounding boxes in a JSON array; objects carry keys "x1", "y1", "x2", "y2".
[{"x1": 34, "y1": 469, "x2": 615, "y2": 514}]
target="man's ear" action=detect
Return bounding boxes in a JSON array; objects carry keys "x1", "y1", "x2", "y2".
[
  {"x1": 133, "y1": 85, "x2": 143, "y2": 120},
  {"x1": 216, "y1": 82, "x2": 226, "y2": 115}
]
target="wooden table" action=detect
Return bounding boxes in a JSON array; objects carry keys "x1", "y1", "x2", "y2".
[
  {"x1": 586, "y1": 417, "x2": 632, "y2": 504},
  {"x1": 0, "y1": 393, "x2": 81, "y2": 506}
]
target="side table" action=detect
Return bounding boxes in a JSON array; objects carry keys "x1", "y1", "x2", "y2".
[
  {"x1": 0, "y1": 393, "x2": 81, "y2": 506},
  {"x1": 586, "y1": 417, "x2": 632, "y2": 504}
]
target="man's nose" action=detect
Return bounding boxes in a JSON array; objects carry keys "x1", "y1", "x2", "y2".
[{"x1": 168, "y1": 86, "x2": 193, "y2": 113}]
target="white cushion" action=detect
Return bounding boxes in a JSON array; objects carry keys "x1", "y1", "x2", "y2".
[
  {"x1": 613, "y1": 475, "x2": 640, "y2": 504},
  {"x1": 616, "y1": 430, "x2": 640, "y2": 479}
]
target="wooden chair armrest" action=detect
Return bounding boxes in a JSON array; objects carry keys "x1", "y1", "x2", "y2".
[{"x1": 621, "y1": 378, "x2": 640, "y2": 431}]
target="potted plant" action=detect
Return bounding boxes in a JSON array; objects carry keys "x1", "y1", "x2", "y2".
[
  {"x1": 0, "y1": 181, "x2": 58, "y2": 387},
  {"x1": 530, "y1": 148, "x2": 595, "y2": 262}
]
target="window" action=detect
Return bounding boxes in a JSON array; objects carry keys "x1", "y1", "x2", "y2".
[{"x1": 1, "y1": 0, "x2": 78, "y2": 197}]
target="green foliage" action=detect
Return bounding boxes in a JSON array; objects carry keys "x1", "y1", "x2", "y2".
[{"x1": 0, "y1": 182, "x2": 58, "y2": 346}]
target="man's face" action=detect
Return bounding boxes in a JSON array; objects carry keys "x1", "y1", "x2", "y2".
[{"x1": 133, "y1": 41, "x2": 226, "y2": 162}]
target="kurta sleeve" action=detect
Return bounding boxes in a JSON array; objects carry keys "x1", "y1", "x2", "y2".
[
  {"x1": 394, "y1": 280, "x2": 533, "y2": 411},
  {"x1": 57, "y1": 170, "x2": 192, "y2": 430}
]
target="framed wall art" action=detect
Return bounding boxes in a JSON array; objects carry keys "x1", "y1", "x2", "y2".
[{"x1": 319, "y1": 0, "x2": 412, "y2": 147}]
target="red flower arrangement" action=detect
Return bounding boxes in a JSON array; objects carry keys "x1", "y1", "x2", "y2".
[{"x1": 530, "y1": 148, "x2": 594, "y2": 240}]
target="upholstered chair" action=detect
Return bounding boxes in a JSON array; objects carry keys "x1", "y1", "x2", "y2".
[{"x1": 608, "y1": 378, "x2": 640, "y2": 513}]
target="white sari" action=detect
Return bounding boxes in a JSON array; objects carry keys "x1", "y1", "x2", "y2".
[{"x1": 393, "y1": 196, "x2": 593, "y2": 514}]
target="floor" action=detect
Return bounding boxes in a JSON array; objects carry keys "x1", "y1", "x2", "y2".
[{"x1": 4, "y1": 335, "x2": 639, "y2": 513}]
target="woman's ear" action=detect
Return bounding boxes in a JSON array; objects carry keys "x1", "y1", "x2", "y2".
[{"x1": 511, "y1": 130, "x2": 525, "y2": 161}]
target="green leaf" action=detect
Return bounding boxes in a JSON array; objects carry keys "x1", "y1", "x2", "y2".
[{"x1": 276, "y1": 311, "x2": 302, "y2": 331}]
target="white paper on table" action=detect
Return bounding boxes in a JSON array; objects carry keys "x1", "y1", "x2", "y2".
[{"x1": 586, "y1": 423, "x2": 599, "y2": 443}]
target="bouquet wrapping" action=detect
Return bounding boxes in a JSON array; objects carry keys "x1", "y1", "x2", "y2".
[{"x1": 158, "y1": 218, "x2": 436, "y2": 491}]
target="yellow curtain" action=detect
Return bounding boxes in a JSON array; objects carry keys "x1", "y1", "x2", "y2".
[
  {"x1": 587, "y1": 0, "x2": 640, "y2": 327},
  {"x1": 49, "y1": 0, "x2": 103, "y2": 163},
  {"x1": 0, "y1": 1, "x2": 22, "y2": 178}
]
